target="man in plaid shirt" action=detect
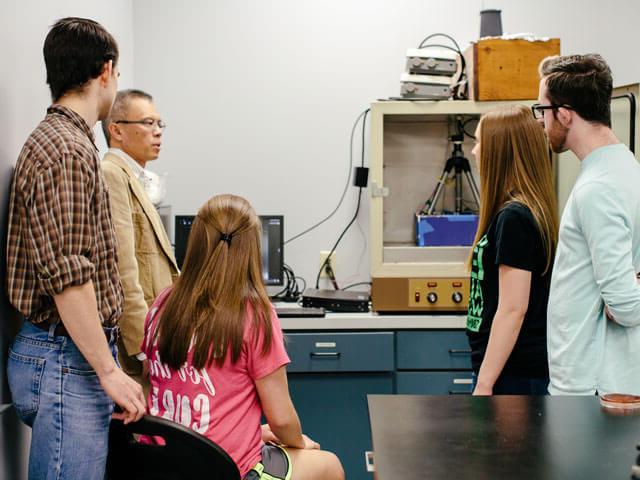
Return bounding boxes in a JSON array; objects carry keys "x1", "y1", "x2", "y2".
[{"x1": 6, "y1": 17, "x2": 145, "y2": 479}]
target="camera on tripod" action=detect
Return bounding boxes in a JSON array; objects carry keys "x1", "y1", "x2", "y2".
[{"x1": 415, "y1": 124, "x2": 480, "y2": 247}]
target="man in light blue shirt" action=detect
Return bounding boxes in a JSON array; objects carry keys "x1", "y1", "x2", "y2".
[{"x1": 536, "y1": 54, "x2": 640, "y2": 395}]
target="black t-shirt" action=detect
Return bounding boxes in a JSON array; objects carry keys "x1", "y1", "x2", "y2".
[{"x1": 466, "y1": 202, "x2": 550, "y2": 378}]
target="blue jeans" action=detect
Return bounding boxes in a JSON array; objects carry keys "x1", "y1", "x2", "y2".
[{"x1": 7, "y1": 321, "x2": 118, "y2": 480}]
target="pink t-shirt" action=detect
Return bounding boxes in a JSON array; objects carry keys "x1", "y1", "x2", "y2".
[{"x1": 141, "y1": 289, "x2": 290, "y2": 477}]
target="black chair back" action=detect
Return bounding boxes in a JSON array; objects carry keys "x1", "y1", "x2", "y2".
[{"x1": 107, "y1": 415, "x2": 241, "y2": 480}]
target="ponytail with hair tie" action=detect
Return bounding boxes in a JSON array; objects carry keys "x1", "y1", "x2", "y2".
[{"x1": 220, "y1": 233, "x2": 233, "y2": 245}]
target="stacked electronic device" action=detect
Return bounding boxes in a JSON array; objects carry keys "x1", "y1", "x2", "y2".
[{"x1": 400, "y1": 46, "x2": 461, "y2": 99}]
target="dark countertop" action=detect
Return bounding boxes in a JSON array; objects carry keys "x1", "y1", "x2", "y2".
[{"x1": 368, "y1": 395, "x2": 640, "y2": 480}]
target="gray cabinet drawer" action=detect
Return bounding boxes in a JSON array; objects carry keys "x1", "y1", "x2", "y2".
[
  {"x1": 396, "y1": 330, "x2": 471, "y2": 370},
  {"x1": 286, "y1": 332, "x2": 394, "y2": 373},
  {"x1": 396, "y1": 371, "x2": 474, "y2": 395}
]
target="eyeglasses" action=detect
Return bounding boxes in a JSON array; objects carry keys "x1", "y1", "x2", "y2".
[
  {"x1": 114, "y1": 118, "x2": 167, "y2": 130},
  {"x1": 531, "y1": 103, "x2": 574, "y2": 120}
]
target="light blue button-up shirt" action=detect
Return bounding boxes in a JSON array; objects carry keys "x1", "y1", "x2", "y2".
[{"x1": 548, "y1": 143, "x2": 640, "y2": 395}]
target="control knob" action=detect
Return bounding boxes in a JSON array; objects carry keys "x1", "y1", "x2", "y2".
[
  {"x1": 452, "y1": 292, "x2": 463, "y2": 304},
  {"x1": 427, "y1": 292, "x2": 438, "y2": 304}
]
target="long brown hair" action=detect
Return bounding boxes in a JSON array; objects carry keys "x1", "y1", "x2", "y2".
[
  {"x1": 469, "y1": 105, "x2": 559, "y2": 273},
  {"x1": 156, "y1": 194, "x2": 273, "y2": 370}
]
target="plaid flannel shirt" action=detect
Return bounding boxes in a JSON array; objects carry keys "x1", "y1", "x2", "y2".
[{"x1": 6, "y1": 105, "x2": 123, "y2": 327}]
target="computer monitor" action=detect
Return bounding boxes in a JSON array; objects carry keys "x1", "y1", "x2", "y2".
[{"x1": 174, "y1": 214, "x2": 284, "y2": 286}]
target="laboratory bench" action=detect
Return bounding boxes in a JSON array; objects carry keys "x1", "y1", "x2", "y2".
[
  {"x1": 368, "y1": 394, "x2": 640, "y2": 480},
  {"x1": 281, "y1": 311, "x2": 470, "y2": 480}
]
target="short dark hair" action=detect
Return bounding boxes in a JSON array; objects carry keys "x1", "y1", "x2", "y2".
[
  {"x1": 539, "y1": 54, "x2": 613, "y2": 127},
  {"x1": 101, "y1": 89, "x2": 154, "y2": 146},
  {"x1": 44, "y1": 17, "x2": 119, "y2": 102}
]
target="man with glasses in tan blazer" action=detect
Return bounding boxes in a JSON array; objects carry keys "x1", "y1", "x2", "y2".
[{"x1": 102, "y1": 89, "x2": 178, "y2": 393}]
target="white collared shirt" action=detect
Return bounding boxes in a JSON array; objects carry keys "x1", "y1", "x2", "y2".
[{"x1": 108, "y1": 147, "x2": 149, "y2": 188}]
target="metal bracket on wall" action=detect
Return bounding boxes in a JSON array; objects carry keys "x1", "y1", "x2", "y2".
[
  {"x1": 370, "y1": 182, "x2": 389, "y2": 198},
  {"x1": 611, "y1": 93, "x2": 636, "y2": 154},
  {"x1": 365, "y1": 451, "x2": 376, "y2": 473}
]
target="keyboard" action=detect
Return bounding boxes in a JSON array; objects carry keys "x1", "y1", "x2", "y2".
[{"x1": 275, "y1": 306, "x2": 326, "y2": 318}]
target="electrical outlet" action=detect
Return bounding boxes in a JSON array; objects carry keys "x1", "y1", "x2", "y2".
[{"x1": 319, "y1": 250, "x2": 336, "y2": 278}]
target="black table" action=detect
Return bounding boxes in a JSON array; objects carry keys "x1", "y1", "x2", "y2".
[{"x1": 368, "y1": 395, "x2": 640, "y2": 479}]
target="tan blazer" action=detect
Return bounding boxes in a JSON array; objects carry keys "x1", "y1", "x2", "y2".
[{"x1": 102, "y1": 152, "x2": 178, "y2": 378}]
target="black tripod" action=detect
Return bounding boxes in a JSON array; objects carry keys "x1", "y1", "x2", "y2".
[{"x1": 423, "y1": 133, "x2": 480, "y2": 215}]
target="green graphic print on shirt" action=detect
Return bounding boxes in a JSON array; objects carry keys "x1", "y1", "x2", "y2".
[{"x1": 467, "y1": 234, "x2": 487, "y2": 332}]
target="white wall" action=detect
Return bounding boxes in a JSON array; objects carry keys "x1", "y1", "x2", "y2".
[
  {"x1": 0, "y1": 0, "x2": 135, "y2": 162},
  {"x1": 489, "y1": 0, "x2": 640, "y2": 86},
  {"x1": 125, "y1": 0, "x2": 637, "y2": 290},
  {"x1": 0, "y1": 0, "x2": 638, "y2": 295}
]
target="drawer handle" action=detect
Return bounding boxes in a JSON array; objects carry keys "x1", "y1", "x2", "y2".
[
  {"x1": 449, "y1": 348, "x2": 472, "y2": 355},
  {"x1": 449, "y1": 389, "x2": 471, "y2": 395},
  {"x1": 310, "y1": 352, "x2": 341, "y2": 358}
]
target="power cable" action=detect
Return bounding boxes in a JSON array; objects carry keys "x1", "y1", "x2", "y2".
[{"x1": 284, "y1": 108, "x2": 370, "y2": 245}]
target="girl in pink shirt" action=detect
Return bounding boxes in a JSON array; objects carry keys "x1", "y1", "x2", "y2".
[{"x1": 141, "y1": 194, "x2": 344, "y2": 480}]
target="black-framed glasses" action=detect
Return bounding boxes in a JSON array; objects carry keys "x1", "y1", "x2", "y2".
[
  {"x1": 114, "y1": 118, "x2": 167, "y2": 130},
  {"x1": 531, "y1": 103, "x2": 574, "y2": 120}
]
